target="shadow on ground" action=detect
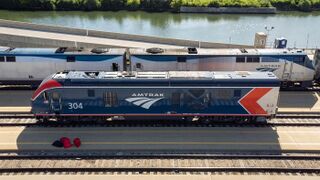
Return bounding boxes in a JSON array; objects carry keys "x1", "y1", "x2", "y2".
[
  {"x1": 278, "y1": 91, "x2": 319, "y2": 109},
  {"x1": 15, "y1": 125, "x2": 281, "y2": 154}
]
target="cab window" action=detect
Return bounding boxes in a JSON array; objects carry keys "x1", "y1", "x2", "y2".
[
  {"x1": 6, "y1": 56, "x2": 16, "y2": 62},
  {"x1": 66, "y1": 56, "x2": 76, "y2": 62},
  {"x1": 52, "y1": 92, "x2": 60, "y2": 100}
]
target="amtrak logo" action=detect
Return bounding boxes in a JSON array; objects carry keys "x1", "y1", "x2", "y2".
[{"x1": 125, "y1": 93, "x2": 164, "y2": 109}]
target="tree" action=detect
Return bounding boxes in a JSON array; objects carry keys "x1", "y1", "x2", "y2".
[
  {"x1": 82, "y1": 0, "x2": 101, "y2": 10},
  {"x1": 297, "y1": 0, "x2": 312, "y2": 11}
]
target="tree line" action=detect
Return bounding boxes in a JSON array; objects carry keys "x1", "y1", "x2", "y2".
[{"x1": 0, "y1": 0, "x2": 319, "y2": 12}]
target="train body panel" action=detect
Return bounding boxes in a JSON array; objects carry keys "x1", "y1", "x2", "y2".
[
  {"x1": 0, "y1": 47, "x2": 316, "y2": 88},
  {"x1": 0, "y1": 47, "x2": 125, "y2": 84},
  {"x1": 130, "y1": 48, "x2": 315, "y2": 88},
  {"x1": 31, "y1": 71, "x2": 280, "y2": 122}
]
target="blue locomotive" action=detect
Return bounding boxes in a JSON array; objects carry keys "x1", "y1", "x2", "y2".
[{"x1": 31, "y1": 71, "x2": 280, "y2": 123}]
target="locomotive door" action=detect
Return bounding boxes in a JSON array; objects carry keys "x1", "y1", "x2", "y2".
[
  {"x1": 282, "y1": 60, "x2": 293, "y2": 81},
  {"x1": 50, "y1": 92, "x2": 62, "y2": 114}
]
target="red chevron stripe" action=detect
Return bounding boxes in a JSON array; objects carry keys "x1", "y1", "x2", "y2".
[
  {"x1": 239, "y1": 88, "x2": 272, "y2": 115},
  {"x1": 32, "y1": 79, "x2": 62, "y2": 101}
]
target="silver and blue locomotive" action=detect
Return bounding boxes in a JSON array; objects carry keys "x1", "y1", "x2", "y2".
[
  {"x1": 0, "y1": 46, "x2": 318, "y2": 89},
  {"x1": 31, "y1": 71, "x2": 280, "y2": 123}
]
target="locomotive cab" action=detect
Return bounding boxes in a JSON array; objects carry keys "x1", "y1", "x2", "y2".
[{"x1": 314, "y1": 49, "x2": 320, "y2": 83}]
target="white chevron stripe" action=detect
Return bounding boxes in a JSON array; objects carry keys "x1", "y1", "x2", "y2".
[
  {"x1": 133, "y1": 99, "x2": 153, "y2": 106},
  {"x1": 125, "y1": 97, "x2": 164, "y2": 109},
  {"x1": 140, "y1": 98, "x2": 163, "y2": 109}
]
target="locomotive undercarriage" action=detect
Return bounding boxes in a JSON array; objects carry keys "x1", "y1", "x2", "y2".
[
  {"x1": 280, "y1": 81, "x2": 314, "y2": 90},
  {"x1": 35, "y1": 115, "x2": 268, "y2": 124}
]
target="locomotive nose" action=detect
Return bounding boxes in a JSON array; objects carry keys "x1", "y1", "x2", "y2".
[{"x1": 31, "y1": 79, "x2": 61, "y2": 101}]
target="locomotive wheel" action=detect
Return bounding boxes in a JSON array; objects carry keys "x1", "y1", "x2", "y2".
[
  {"x1": 200, "y1": 117, "x2": 211, "y2": 124},
  {"x1": 38, "y1": 117, "x2": 49, "y2": 123}
]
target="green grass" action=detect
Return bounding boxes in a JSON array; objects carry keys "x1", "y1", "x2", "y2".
[{"x1": 0, "y1": 0, "x2": 319, "y2": 11}]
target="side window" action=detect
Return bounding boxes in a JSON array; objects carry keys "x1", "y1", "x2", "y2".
[
  {"x1": 177, "y1": 56, "x2": 187, "y2": 63},
  {"x1": 112, "y1": 63, "x2": 119, "y2": 71},
  {"x1": 293, "y1": 56, "x2": 304, "y2": 64},
  {"x1": 6, "y1": 56, "x2": 16, "y2": 62},
  {"x1": 213, "y1": 89, "x2": 233, "y2": 99},
  {"x1": 67, "y1": 56, "x2": 76, "y2": 62},
  {"x1": 43, "y1": 92, "x2": 49, "y2": 101},
  {"x1": 261, "y1": 57, "x2": 279, "y2": 62},
  {"x1": 87, "y1": 89, "x2": 95, "y2": 97},
  {"x1": 105, "y1": 92, "x2": 118, "y2": 107},
  {"x1": 172, "y1": 92, "x2": 181, "y2": 106},
  {"x1": 136, "y1": 63, "x2": 142, "y2": 69},
  {"x1": 247, "y1": 56, "x2": 260, "y2": 63},
  {"x1": 0, "y1": 56, "x2": 5, "y2": 62},
  {"x1": 52, "y1": 92, "x2": 60, "y2": 101},
  {"x1": 236, "y1": 57, "x2": 245, "y2": 63},
  {"x1": 233, "y1": 90, "x2": 241, "y2": 98},
  {"x1": 252, "y1": 57, "x2": 260, "y2": 63}
]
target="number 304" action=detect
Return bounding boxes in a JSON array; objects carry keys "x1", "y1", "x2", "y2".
[{"x1": 68, "y1": 103, "x2": 83, "y2": 110}]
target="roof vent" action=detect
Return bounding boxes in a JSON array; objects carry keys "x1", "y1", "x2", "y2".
[
  {"x1": 55, "y1": 47, "x2": 67, "y2": 53},
  {"x1": 146, "y1": 47, "x2": 164, "y2": 54},
  {"x1": 240, "y1": 49, "x2": 248, "y2": 53},
  {"x1": 187, "y1": 47, "x2": 198, "y2": 54},
  {"x1": 5, "y1": 47, "x2": 15, "y2": 52},
  {"x1": 91, "y1": 47, "x2": 109, "y2": 54},
  {"x1": 85, "y1": 72, "x2": 99, "y2": 78}
]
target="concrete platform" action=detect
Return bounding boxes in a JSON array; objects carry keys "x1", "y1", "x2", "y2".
[
  {"x1": 0, "y1": 26, "x2": 181, "y2": 49},
  {"x1": 0, "y1": 175, "x2": 319, "y2": 180},
  {"x1": 0, "y1": 126, "x2": 319, "y2": 152}
]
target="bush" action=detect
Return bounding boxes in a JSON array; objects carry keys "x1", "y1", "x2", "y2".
[
  {"x1": 297, "y1": 0, "x2": 312, "y2": 11},
  {"x1": 270, "y1": 0, "x2": 297, "y2": 10},
  {"x1": 0, "y1": 0, "x2": 20, "y2": 9},
  {"x1": 311, "y1": 0, "x2": 320, "y2": 8},
  {"x1": 39, "y1": 0, "x2": 57, "y2": 10},
  {"x1": 18, "y1": 0, "x2": 42, "y2": 9},
  {"x1": 82, "y1": 0, "x2": 101, "y2": 10},
  {"x1": 170, "y1": 0, "x2": 183, "y2": 9},
  {"x1": 126, "y1": 0, "x2": 141, "y2": 10},
  {"x1": 141, "y1": 0, "x2": 170, "y2": 11},
  {"x1": 56, "y1": 0, "x2": 81, "y2": 10},
  {"x1": 100, "y1": 0, "x2": 125, "y2": 10}
]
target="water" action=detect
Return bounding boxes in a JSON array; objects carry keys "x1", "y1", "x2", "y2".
[{"x1": 0, "y1": 10, "x2": 319, "y2": 48}]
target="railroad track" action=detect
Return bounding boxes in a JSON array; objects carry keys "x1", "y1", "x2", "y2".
[
  {"x1": 0, "y1": 113, "x2": 319, "y2": 127},
  {"x1": 0, "y1": 153, "x2": 319, "y2": 174}
]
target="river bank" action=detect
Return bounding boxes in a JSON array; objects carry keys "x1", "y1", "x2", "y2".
[{"x1": 0, "y1": 0, "x2": 319, "y2": 12}]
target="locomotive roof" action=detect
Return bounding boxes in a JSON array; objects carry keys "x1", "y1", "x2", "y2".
[
  {"x1": 0, "y1": 47, "x2": 307, "y2": 56},
  {"x1": 0, "y1": 47, "x2": 126, "y2": 55},
  {"x1": 130, "y1": 48, "x2": 307, "y2": 56},
  {"x1": 51, "y1": 71, "x2": 278, "y2": 81}
]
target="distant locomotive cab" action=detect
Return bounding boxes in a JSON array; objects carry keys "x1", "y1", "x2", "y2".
[{"x1": 31, "y1": 71, "x2": 280, "y2": 123}]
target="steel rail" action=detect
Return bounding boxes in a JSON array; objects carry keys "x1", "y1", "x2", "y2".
[
  {"x1": 0, "y1": 154, "x2": 319, "y2": 174},
  {"x1": 0, "y1": 153, "x2": 320, "y2": 160},
  {"x1": 0, "y1": 118, "x2": 320, "y2": 127},
  {"x1": 0, "y1": 167, "x2": 319, "y2": 174}
]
